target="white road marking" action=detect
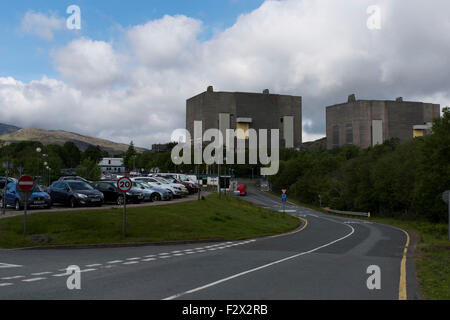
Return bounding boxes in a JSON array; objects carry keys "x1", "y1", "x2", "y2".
[
  {"x1": 123, "y1": 261, "x2": 139, "y2": 265},
  {"x1": 171, "y1": 251, "x2": 181, "y2": 253},
  {"x1": 1, "y1": 275, "x2": 25, "y2": 280},
  {"x1": 196, "y1": 250, "x2": 206, "y2": 253},
  {"x1": 107, "y1": 260, "x2": 123, "y2": 264},
  {"x1": 85, "y1": 264, "x2": 102, "y2": 267},
  {"x1": 22, "y1": 277, "x2": 46, "y2": 282},
  {"x1": 144, "y1": 255, "x2": 156, "y2": 258},
  {"x1": 174, "y1": 253, "x2": 184, "y2": 256},
  {"x1": 185, "y1": 251, "x2": 195, "y2": 254},
  {"x1": 142, "y1": 258, "x2": 156, "y2": 262},
  {"x1": 158, "y1": 253, "x2": 170, "y2": 256},
  {"x1": 80, "y1": 268, "x2": 97, "y2": 273},
  {"x1": 0, "y1": 283, "x2": 13, "y2": 287},
  {"x1": 125, "y1": 258, "x2": 140, "y2": 261},
  {"x1": 53, "y1": 273, "x2": 69, "y2": 277},
  {"x1": 0, "y1": 263, "x2": 22, "y2": 269},
  {"x1": 31, "y1": 272, "x2": 52, "y2": 276},
  {"x1": 163, "y1": 222, "x2": 355, "y2": 300}
]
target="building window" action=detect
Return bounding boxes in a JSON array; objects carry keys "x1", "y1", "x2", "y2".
[
  {"x1": 345, "y1": 123, "x2": 353, "y2": 144},
  {"x1": 332, "y1": 125, "x2": 339, "y2": 147},
  {"x1": 237, "y1": 122, "x2": 249, "y2": 139}
]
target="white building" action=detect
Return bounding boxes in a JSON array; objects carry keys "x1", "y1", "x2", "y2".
[{"x1": 98, "y1": 158, "x2": 125, "y2": 174}]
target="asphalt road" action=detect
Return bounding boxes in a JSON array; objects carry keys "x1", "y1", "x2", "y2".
[{"x1": 0, "y1": 188, "x2": 420, "y2": 300}]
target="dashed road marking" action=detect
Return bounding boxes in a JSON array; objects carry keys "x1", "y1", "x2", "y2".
[
  {"x1": 107, "y1": 260, "x2": 123, "y2": 264},
  {"x1": 0, "y1": 283, "x2": 13, "y2": 287},
  {"x1": 142, "y1": 258, "x2": 156, "y2": 262},
  {"x1": 85, "y1": 264, "x2": 102, "y2": 267},
  {"x1": 80, "y1": 268, "x2": 97, "y2": 273},
  {"x1": 126, "y1": 258, "x2": 140, "y2": 261},
  {"x1": 1, "y1": 275, "x2": 25, "y2": 280},
  {"x1": 0, "y1": 263, "x2": 22, "y2": 269},
  {"x1": 123, "y1": 261, "x2": 139, "y2": 265},
  {"x1": 22, "y1": 277, "x2": 46, "y2": 282},
  {"x1": 31, "y1": 272, "x2": 52, "y2": 276}
]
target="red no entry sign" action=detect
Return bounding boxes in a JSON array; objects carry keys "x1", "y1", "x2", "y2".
[{"x1": 18, "y1": 175, "x2": 34, "y2": 192}]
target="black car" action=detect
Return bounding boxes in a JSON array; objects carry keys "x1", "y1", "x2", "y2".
[
  {"x1": 48, "y1": 180, "x2": 104, "y2": 208},
  {"x1": 58, "y1": 176, "x2": 93, "y2": 186},
  {"x1": 92, "y1": 181, "x2": 144, "y2": 205}
]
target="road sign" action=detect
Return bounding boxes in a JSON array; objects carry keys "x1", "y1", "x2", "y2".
[
  {"x1": 282, "y1": 189, "x2": 287, "y2": 194},
  {"x1": 117, "y1": 177, "x2": 132, "y2": 238},
  {"x1": 17, "y1": 175, "x2": 34, "y2": 236},
  {"x1": 117, "y1": 177, "x2": 132, "y2": 193},
  {"x1": 18, "y1": 175, "x2": 34, "y2": 192},
  {"x1": 442, "y1": 190, "x2": 450, "y2": 204},
  {"x1": 282, "y1": 193, "x2": 287, "y2": 201}
]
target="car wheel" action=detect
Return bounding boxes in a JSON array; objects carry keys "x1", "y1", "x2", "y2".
[
  {"x1": 15, "y1": 200, "x2": 21, "y2": 211},
  {"x1": 116, "y1": 196, "x2": 124, "y2": 205},
  {"x1": 69, "y1": 197, "x2": 77, "y2": 208},
  {"x1": 151, "y1": 193, "x2": 161, "y2": 202}
]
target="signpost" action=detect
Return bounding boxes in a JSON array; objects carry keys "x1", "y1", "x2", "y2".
[
  {"x1": 281, "y1": 189, "x2": 287, "y2": 213},
  {"x1": 18, "y1": 175, "x2": 34, "y2": 236},
  {"x1": 2, "y1": 162, "x2": 13, "y2": 215},
  {"x1": 117, "y1": 177, "x2": 132, "y2": 238},
  {"x1": 443, "y1": 190, "x2": 450, "y2": 241}
]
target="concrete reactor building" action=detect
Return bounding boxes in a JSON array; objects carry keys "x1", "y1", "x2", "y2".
[
  {"x1": 186, "y1": 86, "x2": 302, "y2": 148},
  {"x1": 326, "y1": 94, "x2": 440, "y2": 149}
]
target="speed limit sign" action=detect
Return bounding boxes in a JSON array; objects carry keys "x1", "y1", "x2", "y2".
[{"x1": 117, "y1": 177, "x2": 132, "y2": 193}]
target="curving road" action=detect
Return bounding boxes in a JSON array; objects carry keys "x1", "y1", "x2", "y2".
[{"x1": 0, "y1": 188, "x2": 420, "y2": 299}]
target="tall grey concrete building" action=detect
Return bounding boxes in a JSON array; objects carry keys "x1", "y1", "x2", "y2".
[
  {"x1": 326, "y1": 94, "x2": 440, "y2": 149},
  {"x1": 186, "y1": 86, "x2": 302, "y2": 148}
]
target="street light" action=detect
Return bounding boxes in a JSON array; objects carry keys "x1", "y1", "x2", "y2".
[{"x1": 36, "y1": 147, "x2": 42, "y2": 183}]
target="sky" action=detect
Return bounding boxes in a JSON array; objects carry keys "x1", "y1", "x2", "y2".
[{"x1": 0, "y1": 0, "x2": 449, "y2": 148}]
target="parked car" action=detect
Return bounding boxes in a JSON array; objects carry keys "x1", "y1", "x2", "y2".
[
  {"x1": 1, "y1": 182, "x2": 52, "y2": 210},
  {"x1": 235, "y1": 184, "x2": 247, "y2": 196},
  {"x1": 58, "y1": 176, "x2": 93, "y2": 186},
  {"x1": 134, "y1": 177, "x2": 182, "y2": 198},
  {"x1": 48, "y1": 180, "x2": 104, "y2": 208},
  {"x1": 92, "y1": 181, "x2": 144, "y2": 205},
  {"x1": 156, "y1": 174, "x2": 198, "y2": 194},
  {"x1": 152, "y1": 177, "x2": 188, "y2": 196},
  {"x1": 131, "y1": 179, "x2": 173, "y2": 201},
  {"x1": 0, "y1": 177, "x2": 17, "y2": 189}
]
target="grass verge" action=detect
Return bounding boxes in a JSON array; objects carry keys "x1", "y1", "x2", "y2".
[
  {"x1": 0, "y1": 194, "x2": 301, "y2": 249},
  {"x1": 267, "y1": 190, "x2": 449, "y2": 300}
]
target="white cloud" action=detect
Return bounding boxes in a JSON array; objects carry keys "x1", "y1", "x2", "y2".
[
  {"x1": 53, "y1": 38, "x2": 124, "y2": 89},
  {"x1": 2, "y1": 0, "x2": 450, "y2": 149},
  {"x1": 21, "y1": 11, "x2": 65, "y2": 41}
]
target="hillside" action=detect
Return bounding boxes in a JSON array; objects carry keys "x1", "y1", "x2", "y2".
[
  {"x1": 0, "y1": 128, "x2": 147, "y2": 154},
  {"x1": 0, "y1": 123, "x2": 21, "y2": 135},
  {"x1": 301, "y1": 137, "x2": 327, "y2": 151}
]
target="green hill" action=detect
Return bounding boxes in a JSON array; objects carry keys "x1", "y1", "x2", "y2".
[{"x1": 0, "y1": 128, "x2": 147, "y2": 154}]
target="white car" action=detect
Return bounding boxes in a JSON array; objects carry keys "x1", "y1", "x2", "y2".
[
  {"x1": 134, "y1": 177, "x2": 183, "y2": 197},
  {"x1": 152, "y1": 177, "x2": 189, "y2": 196}
]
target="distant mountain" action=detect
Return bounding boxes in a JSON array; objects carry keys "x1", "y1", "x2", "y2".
[
  {"x1": 301, "y1": 137, "x2": 327, "y2": 152},
  {"x1": 0, "y1": 128, "x2": 147, "y2": 155},
  {"x1": 0, "y1": 123, "x2": 21, "y2": 135}
]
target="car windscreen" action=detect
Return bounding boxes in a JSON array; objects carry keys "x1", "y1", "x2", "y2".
[
  {"x1": 155, "y1": 177, "x2": 169, "y2": 184},
  {"x1": 32, "y1": 185, "x2": 44, "y2": 192},
  {"x1": 68, "y1": 181, "x2": 93, "y2": 191}
]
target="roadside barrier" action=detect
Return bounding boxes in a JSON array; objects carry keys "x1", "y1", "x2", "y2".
[{"x1": 323, "y1": 207, "x2": 370, "y2": 218}]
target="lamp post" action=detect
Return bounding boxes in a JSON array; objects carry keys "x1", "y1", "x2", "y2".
[{"x1": 36, "y1": 147, "x2": 41, "y2": 184}]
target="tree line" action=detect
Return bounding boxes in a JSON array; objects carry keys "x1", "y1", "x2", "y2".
[{"x1": 269, "y1": 108, "x2": 450, "y2": 223}]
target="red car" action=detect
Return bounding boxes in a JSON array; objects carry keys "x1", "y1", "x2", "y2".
[{"x1": 236, "y1": 184, "x2": 247, "y2": 196}]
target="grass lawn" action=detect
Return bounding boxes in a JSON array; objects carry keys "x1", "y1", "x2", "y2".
[
  {"x1": 0, "y1": 194, "x2": 301, "y2": 249},
  {"x1": 273, "y1": 191, "x2": 450, "y2": 300}
]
